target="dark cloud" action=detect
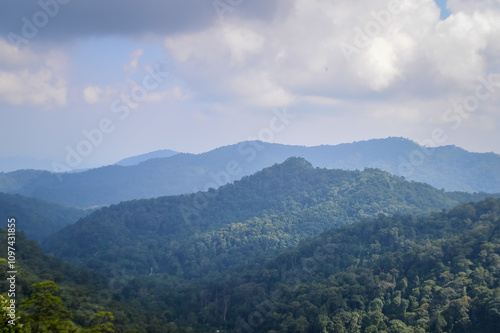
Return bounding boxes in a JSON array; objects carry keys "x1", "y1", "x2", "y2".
[{"x1": 0, "y1": 0, "x2": 283, "y2": 42}]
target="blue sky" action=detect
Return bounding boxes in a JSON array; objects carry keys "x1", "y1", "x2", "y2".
[
  {"x1": 435, "y1": 0, "x2": 452, "y2": 18},
  {"x1": 0, "y1": 0, "x2": 499, "y2": 171}
]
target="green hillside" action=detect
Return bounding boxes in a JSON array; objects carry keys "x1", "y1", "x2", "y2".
[
  {"x1": 66, "y1": 198, "x2": 496, "y2": 333},
  {"x1": 199, "y1": 198, "x2": 500, "y2": 332},
  {"x1": 0, "y1": 192, "x2": 91, "y2": 241},
  {"x1": 0, "y1": 228, "x2": 170, "y2": 332},
  {"x1": 45, "y1": 158, "x2": 479, "y2": 282}
]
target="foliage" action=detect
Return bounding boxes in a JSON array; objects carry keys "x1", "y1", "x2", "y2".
[
  {"x1": 34, "y1": 196, "x2": 494, "y2": 333},
  {"x1": 86, "y1": 312, "x2": 115, "y2": 333},
  {"x1": 20, "y1": 281, "x2": 77, "y2": 332},
  {"x1": 1, "y1": 292, "x2": 22, "y2": 332},
  {"x1": 185, "y1": 198, "x2": 500, "y2": 332}
]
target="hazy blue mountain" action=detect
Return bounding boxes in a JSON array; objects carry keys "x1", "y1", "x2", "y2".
[
  {"x1": 0, "y1": 192, "x2": 92, "y2": 241},
  {"x1": 0, "y1": 156, "x2": 101, "y2": 173},
  {"x1": 114, "y1": 149, "x2": 179, "y2": 166},
  {"x1": 1, "y1": 137, "x2": 499, "y2": 207}
]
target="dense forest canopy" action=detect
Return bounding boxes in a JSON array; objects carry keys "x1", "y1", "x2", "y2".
[{"x1": 2, "y1": 198, "x2": 500, "y2": 332}]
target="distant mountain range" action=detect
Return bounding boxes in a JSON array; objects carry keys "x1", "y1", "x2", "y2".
[
  {"x1": 114, "y1": 149, "x2": 179, "y2": 166},
  {"x1": 0, "y1": 156, "x2": 100, "y2": 173},
  {"x1": 1, "y1": 137, "x2": 499, "y2": 207}
]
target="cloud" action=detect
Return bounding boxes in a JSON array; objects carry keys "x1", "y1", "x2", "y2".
[
  {"x1": 0, "y1": 38, "x2": 37, "y2": 68},
  {"x1": 0, "y1": 0, "x2": 284, "y2": 43},
  {"x1": 144, "y1": 86, "x2": 190, "y2": 103},
  {"x1": 0, "y1": 68, "x2": 67, "y2": 107},
  {"x1": 163, "y1": 0, "x2": 500, "y2": 110},
  {"x1": 447, "y1": 0, "x2": 500, "y2": 13},
  {"x1": 232, "y1": 70, "x2": 295, "y2": 107},
  {"x1": 0, "y1": 38, "x2": 68, "y2": 107},
  {"x1": 82, "y1": 85, "x2": 103, "y2": 104}
]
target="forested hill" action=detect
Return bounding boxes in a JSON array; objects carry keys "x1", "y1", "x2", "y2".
[
  {"x1": 45, "y1": 158, "x2": 489, "y2": 282},
  {"x1": 16, "y1": 197, "x2": 500, "y2": 332},
  {"x1": 0, "y1": 192, "x2": 91, "y2": 241},
  {"x1": 2, "y1": 137, "x2": 499, "y2": 207},
  {"x1": 195, "y1": 197, "x2": 500, "y2": 332},
  {"x1": 0, "y1": 228, "x2": 179, "y2": 331}
]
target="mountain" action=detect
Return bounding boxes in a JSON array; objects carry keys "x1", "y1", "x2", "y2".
[
  {"x1": 0, "y1": 156, "x2": 101, "y2": 173},
  {"x1": 1, "y1": 137, "x2": 499, "y2": 207},
  {"x1": 39, "y1": 168, "x2": 500, "y2": 332},
  {"x1": 0, "y1": 192, "x2": 91, "y2": 241},
  {"x1": 43, "y1": 158, "x2": 493, "y2": 281},
  {"x1": 114, "y1": 149, "x2": 179, "y2": 166},
  {"x1": 159, "y1": 198, "x2": 500, "y2": 332}
]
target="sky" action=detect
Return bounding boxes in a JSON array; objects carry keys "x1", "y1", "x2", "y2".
[{"x1": 0, "y1": 0, "x2": 500, "y2": 171}]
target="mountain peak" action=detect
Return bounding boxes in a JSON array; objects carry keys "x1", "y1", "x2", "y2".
[{"x1": 280, "y1": 156, "x2": 314, "y2": 169}]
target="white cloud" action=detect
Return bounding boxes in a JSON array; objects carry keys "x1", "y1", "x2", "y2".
[
  {"x1": 165, "y1": 24, "x2": 264, "y2": 67},
  {"x1": 0, "y1": 39, "x2": 37, "y2": 69},
  {"x1": 223, "y1": 26, "x2": 265, "y2": 66},
  {"x1": 232, "y1": 70, "x2": 294, "y2": 107},
  {"x1": 0, "y1": 39, "x2": 68, "y2": 107},
  {"x1": 355, "y1": 37, "x2": 401, "y2": 91},
  {"x1": 163, "y1": 0, "x2": 500, "y2": 103},
  {"x1": 144, "y1": 86, "x2": 190, "y2": 103},
  {"x1": 83, "y1": 85, "x2": 103, "y2": 104},
  {"x1": 299, "y1": 95, "x2": 341, "y2": 106},
  {"x1": 0, "y1": 68, "x2": 67, "y2": 107},
  {"x1": 447, "y1": 0, "x2": 500, "y2": 13}
]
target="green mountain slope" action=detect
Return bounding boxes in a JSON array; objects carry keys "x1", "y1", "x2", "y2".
[
  {"x1": 37, "y1": 197, "x2": 500, "y2": 332},
  {"x1": 1, "y1": 138, "x2": 499, "y2": 207},
  {"x1": 0, "y1": 192, "x2": 91, "y2": 241},
  {"x1": 0, "y1": 228, "x2": 180, "y2": 332},
  {"x1": 194, "y1": 198, "x2": 500, "y2": 332},
  {"x1": 44, "y1": 158, "x2": 482, "y2": 282}
]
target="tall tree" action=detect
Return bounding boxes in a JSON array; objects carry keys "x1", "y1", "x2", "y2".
[
  {"x1": 86, "y1": 312, "x2": 115, "y2": 333},
  {"x1": 20, "y1": 281, "x2": 77, "y2": 333}
]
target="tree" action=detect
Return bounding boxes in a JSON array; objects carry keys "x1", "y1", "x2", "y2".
[
  {"x1": 86, "y1": 312, "x2": 115, "y2": 333},
  {"x1": 20, "y1": 281, "x2": 77, "y2": 333},
  {"x1": 294, "y1": 315, "x2": 310, "y2": 333},
  {"x1": 442, "y1": 295, "x2": 471, "y2": 331},
  {"x1": 1, "y1": 293, "x2": 22, "y2": 332}
]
